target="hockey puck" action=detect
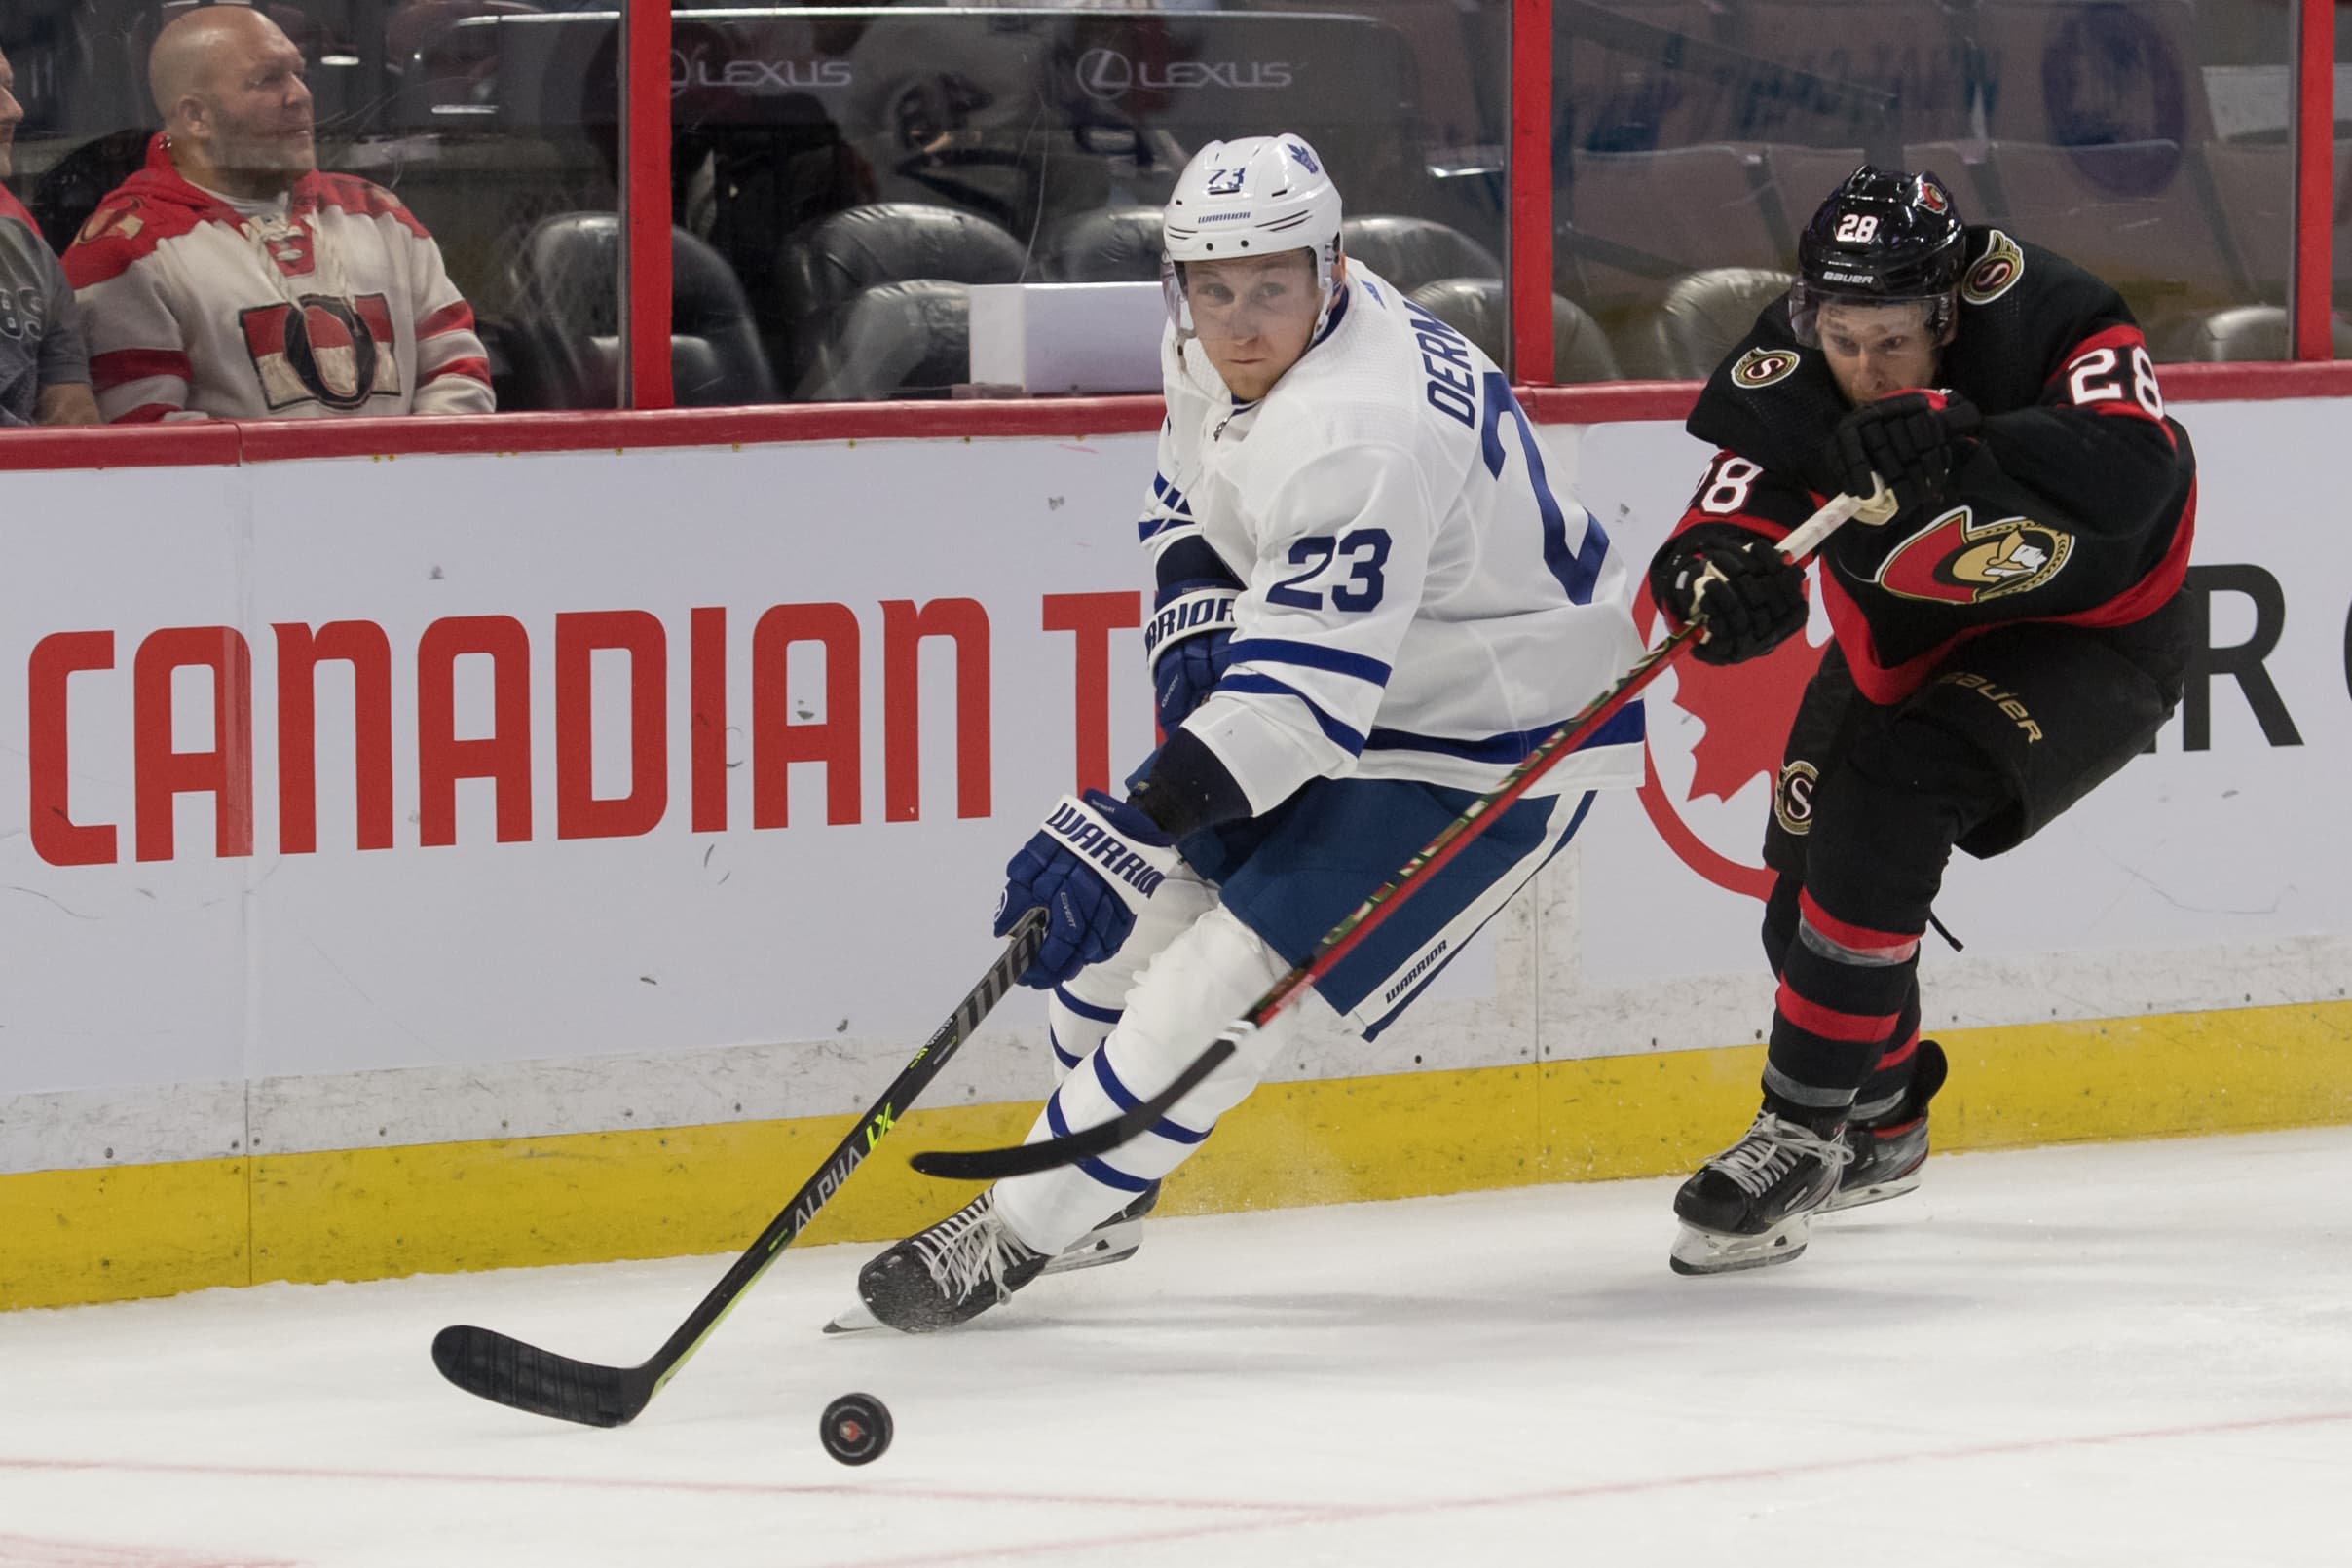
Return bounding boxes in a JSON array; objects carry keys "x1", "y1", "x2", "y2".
[{"x1": 819, "y1": 1392, "x2": 893, "y2": 1466}]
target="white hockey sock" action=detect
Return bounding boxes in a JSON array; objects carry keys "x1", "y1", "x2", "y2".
[
  {"x1": 1047, "y1": 985, "x2": 1121, "y2": 1086},
  {"x1": 996, "y1": 905, "x2": 1297, "y2": 1253}
]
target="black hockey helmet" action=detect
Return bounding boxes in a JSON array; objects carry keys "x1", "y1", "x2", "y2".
[{"x1": 1790, "y1": 165, "x2": 1967, "y2": 346}]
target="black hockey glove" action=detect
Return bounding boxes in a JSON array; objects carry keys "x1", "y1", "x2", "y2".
[
  {"x1": 1824, "y1": 390, "x2": 1982, "y2": 513},
  {"x1": 1650, "y1": 528, "x2": 1807, "y2": 666}
]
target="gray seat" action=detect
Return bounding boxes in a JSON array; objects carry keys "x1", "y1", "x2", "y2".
[
  {"x1": 1646, "y1": 267, "x2": 1795, "y2": 380},
  {"x1": 2154, "y1": 305, "x2": 2352, "y2": 363},
  {"x1": 1405, "y1": 278, "x2": 1623, "y2": 384},
  {"x1": 1342, "y1": 215, "x2": 1503, "y2": 293},
  {"x1": 772, "y1": 203, "x2": 1027, "y2": 385},
  {"x1": 507, "y1": 213, "x2": 777, "y2": 410},
  {"x1": 795, "y1": 279, "x2": 976, "y2": 402},
  {"x1": 1039, "y1": 206, "x2": 1167, "y2": 283}
]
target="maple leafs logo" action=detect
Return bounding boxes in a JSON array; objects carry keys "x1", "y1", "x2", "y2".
[{"x1": 1633, "y1": 575, "x2": 1826, "y2": 899}]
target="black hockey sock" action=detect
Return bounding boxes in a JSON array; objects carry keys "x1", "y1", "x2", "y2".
[
  {"x1": 1852, "y1": 989, "x2": 1925, "y2": 1124},
  {"x1": 1762, "y1": 888, "x2": 1923, "y2": 1122}
]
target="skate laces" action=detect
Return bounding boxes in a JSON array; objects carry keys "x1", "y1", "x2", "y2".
[
  {"x1": 1706, "y1": 1113, "x2": 1855, "y2": 1197},
  {"x1": 910, "y1": 1196, "x2": 1042, "y2": 1305}
]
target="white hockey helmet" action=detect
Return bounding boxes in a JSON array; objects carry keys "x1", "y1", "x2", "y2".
[{"x1": 1162, "y1": 133, "x2": 1343, "y2": 335}]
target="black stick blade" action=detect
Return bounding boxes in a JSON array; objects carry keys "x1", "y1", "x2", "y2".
[
  {"x1": 910, "y1": 1037, "x2": 1238, "y2": 1181},
  {"x1": 431, "y1": 1325, "x2": 651, "y2": 1429}
]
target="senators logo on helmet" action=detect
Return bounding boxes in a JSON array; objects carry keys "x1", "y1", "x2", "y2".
[{"x1": 1875, "y1": 505, "x2": 2073, "y2": 605}]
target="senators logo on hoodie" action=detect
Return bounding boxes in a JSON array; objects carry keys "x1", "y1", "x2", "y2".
[{"x1": 239, "y1": 292, "x2": 402, "y2": 412}]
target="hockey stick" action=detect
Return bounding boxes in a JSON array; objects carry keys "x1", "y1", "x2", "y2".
[
  {"x1": 910, "y1": 482, "x2": 1893, "y2": 1183},
  {"x1": 430, "y1": 908, "x2": 1046, "y2": 1428}
]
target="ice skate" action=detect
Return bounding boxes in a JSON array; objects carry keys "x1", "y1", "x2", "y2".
[
  {"x1": 1040, "y1": 1181, "x2": 1161, "y2": 1276},
  {"x1": 1669, "y1": 1109, "x2": 1854, "y2": 1276},
  {"x1": 827, "y1": 1183, "x2": 1159, "y2": 1333},
  {"x1": 851, "y1": 1190, "x2": 1048, "y2": 1333},
  {"x1": 1824, "y1": 1039, "x2": 1949, "y2": 1213}
]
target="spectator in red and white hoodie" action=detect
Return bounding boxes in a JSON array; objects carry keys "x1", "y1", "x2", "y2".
[{"x1": 65, "y1": 4, "x2": 493, "y2": 422}]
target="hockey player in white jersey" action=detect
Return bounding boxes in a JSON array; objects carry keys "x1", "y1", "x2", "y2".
[{"x1": 852, "y1": 134, "x2": 1646, "y2": 1331}]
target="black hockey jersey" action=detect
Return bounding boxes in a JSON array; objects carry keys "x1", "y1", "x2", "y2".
[{"x1": 1665, "y1": 226, "x2": 2195, "y2": 702}]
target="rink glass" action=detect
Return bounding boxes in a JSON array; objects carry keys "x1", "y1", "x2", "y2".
[
  {"x1": 1550, "y1": 0, "x2": 2306, "y2": 374},
  {"x1": 0, "y1": 2, "x2": 2333, "y2": 408}
]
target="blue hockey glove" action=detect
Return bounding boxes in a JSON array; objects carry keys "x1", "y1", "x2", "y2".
[
  {"x1": 1144, "y1": 578, "x2": 1237, "y2": 734},
  {"x1": 995, "y1": 790, "x2": 1186, "y2": 989}
]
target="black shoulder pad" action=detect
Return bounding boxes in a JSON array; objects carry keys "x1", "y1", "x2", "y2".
[
  {"x1": 1941, "y1": 229, "x2": 2140, "y2": 411},
  {"x1": 1686, "y1": 303, "x2": 1849, "y2": 490}
]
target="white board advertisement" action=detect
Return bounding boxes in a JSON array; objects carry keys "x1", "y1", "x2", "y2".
[{"x1": 2, "y1": 402, "x2": 2341, "y2": 1171}]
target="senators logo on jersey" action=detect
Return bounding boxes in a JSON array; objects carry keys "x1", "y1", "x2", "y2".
[
  {"x1": 1875, "y1": 505, "x2": 2073, "y2": 604},
  {"x1": 1961, "y1": 230, "x2": 2026, "y2": 306},
  {"x1": 239, "y1": 293, "x2": 402, "y2": 412},
  {"x1": 1732, "y1": 347, "x2": 1800, "y2": 389}
]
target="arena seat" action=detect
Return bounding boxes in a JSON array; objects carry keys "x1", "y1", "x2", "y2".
[
  {"x1": 1037, "y1": 206, "x2": 1166, "y2": 283},
  {"x1": 1557, "y1": 144, "x2": 1780, "y2": 319},
  {"x1": 2200, "y1": 141, "x2": 2352, "y2": 307},
  {"x1": 1405, "y1": 278, "x2": 1623, "y2": 383},
  {"x1": 1340, "y1": 216, "x2": 1503, "y2": 294},
  {"x1": 2153, "y1": 304, "x2": 2352, "y2": 363},
  {"x1": 1971, "y1": 0, "x2": 2213, "y2": 147},
  {"x1": 1552, "y1": 0, "x2": 1743, "y2": 154},
  {"x1": 1728, "y1": 0, "x2": 1975, "y2": 147},
  {"x1": 1964, "y1": 140, "x2": 2245, "y2": 328},
  {"x1": 795, "y1": 280, "x2": 977, "y2": 402},
  {"x1": 1644, "y1": 267, "x2": 1794, "y2": 380},
  {"x1": 506, "y1": 214, "x2": 777, "y2": 409},
  {"x1": 771, "y1": 203, "x2": 1027, "y2": 387}
]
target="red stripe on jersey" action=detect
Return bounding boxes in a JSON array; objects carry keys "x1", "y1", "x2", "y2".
[
  {"x1": 2086, "y1": 397, "x2": 2179, "y2": 447},
  {"x1": 1874, "y1": 1034, "x2": 1920, "y2": 1072},
  {"x1": 1799, "y1": 891, "x2": 1923, "y2": 958},
  {"x1": 2049, "y1": 322, "x2": 2147, "y2": 379},
  {"x1": 111, "y1": 402, "x2": 182, "y2": 424},
  {"x1": 417, "y1": 301, "x2": 477, "y2": 340},
  {"x1": 1774, "y1": 979, "x2": 1899, "y2": 1043},
  {"x1": 91, "y1": 348, "x2": 195, "y2": 392},
  {"x1": 421, "y1": 356, "x2": 492, "y2": 386}
]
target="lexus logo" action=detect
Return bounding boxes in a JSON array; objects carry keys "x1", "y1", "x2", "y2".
[
  {"x1": 1075, "y1": 47, "x2": 1294, "y2": 101},
  {"x1": 1076, "y1": 47, "x2": 1134, "y2": 100}
]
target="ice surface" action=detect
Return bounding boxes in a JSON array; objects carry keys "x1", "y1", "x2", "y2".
[{"x1": 3, "y1": 1127, "x2": 2348, "y2": 1566}]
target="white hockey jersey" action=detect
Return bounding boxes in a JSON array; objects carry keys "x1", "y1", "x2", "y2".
[
  {"x1": 63, "y1": 135, "x2": 494, "y2": 422},
  {"x1": 1143, "y1": 266, "x2": 1646, "y2": 809}
]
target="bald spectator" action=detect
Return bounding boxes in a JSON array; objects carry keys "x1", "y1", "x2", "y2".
[
  {"x1": 65, "y1": 5, "x2": 493, "y2": 421},
  {"x1": 1, "y1": 43, "x2": 100, "y2": 426}
]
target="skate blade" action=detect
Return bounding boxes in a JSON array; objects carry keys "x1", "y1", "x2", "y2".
[
  {"x1": 1039, "y1": 1219, "x2": 1142, "y2": 1277},
  {"x1": 1668, "y1": 1213, "x2": 1812, "y2": 1276},
  {"x1": 823, "y1": 1301, "x2": 889, "y2": 1335},
  {"x1": 1820, "y1": 1167, "x2": 1923, "y2": 1214}
]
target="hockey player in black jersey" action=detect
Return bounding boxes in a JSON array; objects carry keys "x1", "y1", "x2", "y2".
[{"x1": 1649, "y1": 166, "x2": 2195, "y2": 1275}]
